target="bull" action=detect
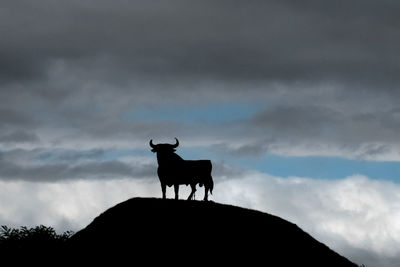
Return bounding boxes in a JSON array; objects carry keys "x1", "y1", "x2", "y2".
[{"x1": 150, "y1": 138, "x2": 214, "y2": 201}]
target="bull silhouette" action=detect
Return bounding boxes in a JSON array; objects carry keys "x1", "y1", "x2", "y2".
[{"x1": 150, "y1": 138, "x2": 213, "y2": 201}]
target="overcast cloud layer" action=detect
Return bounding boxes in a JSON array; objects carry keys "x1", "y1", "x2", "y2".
[
  {"x1": 1, "y1": 1, "x2": 400, "y2": 267},
  {"x1": 0, "y1": 0, "x2": 400, "y2": 159}
]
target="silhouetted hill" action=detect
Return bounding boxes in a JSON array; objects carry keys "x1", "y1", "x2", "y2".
[{"x1": 68, "y1": 198, "x2": 357, "y2": 266}]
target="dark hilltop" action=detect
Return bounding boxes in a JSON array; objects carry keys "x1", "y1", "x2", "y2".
[{"x1": 68, "y1": 197, "x2": 358, "y2": 266}]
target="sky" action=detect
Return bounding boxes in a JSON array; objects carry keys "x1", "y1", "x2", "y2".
[{"x1": 1, "y1": 1, "x2": 400, "y2": 266}]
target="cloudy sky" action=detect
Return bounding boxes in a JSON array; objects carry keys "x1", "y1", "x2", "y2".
[{"x1": 1, "y1": 0, "x2": 400, "y2": 266}]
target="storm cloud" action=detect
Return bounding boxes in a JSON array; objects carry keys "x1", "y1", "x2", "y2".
[
  {"x1": 1, "y1": 0, "x2": 400, "y2": 161},
  {"x1": 1, "y1": 0, "x2": 400, "y2": 84}
]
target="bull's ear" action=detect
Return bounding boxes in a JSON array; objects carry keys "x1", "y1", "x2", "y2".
[{"x1": 151, "y1": 148, "x2": 157, "y2": 153}]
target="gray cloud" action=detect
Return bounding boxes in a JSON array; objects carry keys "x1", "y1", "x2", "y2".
[
  {"x1": 0, "y1": 149, "x2": 156, "y2": 181},
  {"x1": 204, "y1": 103, "x2": 400, "y2": 160},
  {"x1": 0, "y1": 108, "x2": 36, "y2": 127},
  {"x1": 260, "y1": 104, "x2": 400, "y2": 144},
  {"x1": 38, "y1": 149, "x2": 105, "y2": 162},
  {"x1": 0, "y1": 0, "x2": 399, "y2": 85},
  {"x1": 251, "y1": 105, "x2": 343, "y2": 139},
  {"x1": 211, "y1": 142, "x2": 271, "y2": 157},
  {"x1": 0, "y1": 130, "x2": 39, "y2": 143},
  {"x1": 0, "y1": 161, "x2": 156, "y2": 182},
  {"x1": 0, "y1": 160, "x2": 156, "y2": 182},
  {"x1": 210, "y1": 160, "x2": 246, "y2": 181},
  {"x1": 0, "y1": 148, "x2": 241, "y2": 182}
]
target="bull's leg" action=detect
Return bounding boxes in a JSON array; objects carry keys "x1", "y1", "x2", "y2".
[
  {"x1": 187, "y1": 184, "x2": 196, "y2": 200},
  {"x1": 204, "y1": 187, "x2": 209, "y2": 201},
  {"x1": 174, "y1": 184, "x2": 179, "y2": 200},
  {"x1": 161, "y1": 182, "x2": 166, "y2": 199},
  {"x1": 204, "y1": 174, "x2": 213, "y2": 201}
]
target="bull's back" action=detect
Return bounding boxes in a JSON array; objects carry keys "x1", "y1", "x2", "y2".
[{"x1": 184, "y1": 160, "x2": 212, "y2": 174}]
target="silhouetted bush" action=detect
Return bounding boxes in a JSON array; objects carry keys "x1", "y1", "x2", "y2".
[{"x1": 0, "y1": 225, "x2": 73, "y2": 253}]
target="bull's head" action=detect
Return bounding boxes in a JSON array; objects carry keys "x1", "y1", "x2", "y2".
[{"x1": 149, "y1": 138, "x2": 179, "y2": 153}]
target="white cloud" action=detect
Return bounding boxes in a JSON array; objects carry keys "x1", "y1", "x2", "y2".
[
  {"x1": 214, "y1": 173, "x2": 400, "y2": 267},
  {"x1": 0, "y1": 179, "x2": 160, "y2": 231},
  {"x1": 0, "y1": 173, "x2": 399, "y2": 267}
]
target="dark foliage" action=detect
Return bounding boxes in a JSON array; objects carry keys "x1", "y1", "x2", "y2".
[{"x1": 0, "y1": 225, "x2": 73, "y2": 259}]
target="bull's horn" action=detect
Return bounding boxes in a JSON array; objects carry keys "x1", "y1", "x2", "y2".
[
  {"x1": 172, "y1": 137, "x2": 179, "y2": 148},
  {"x1": 149, "y1": 139, "x2": 156, "y2": 148}
]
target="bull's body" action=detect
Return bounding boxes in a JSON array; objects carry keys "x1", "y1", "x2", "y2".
[
  {"x1": 159, "y1": 158, "x2": 212, "y2": 185},
  {"x1": 150, "y1": 138, "x2": 214, "y2": 201}
]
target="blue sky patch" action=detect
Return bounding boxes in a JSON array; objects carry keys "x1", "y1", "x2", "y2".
[{"x1": 229, "y1": 154, "x2": 400, "y2": 182}]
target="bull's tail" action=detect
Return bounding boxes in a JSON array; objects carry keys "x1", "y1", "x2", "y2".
[
  {"x1": 209, "y1": 177, "x2": 214, "y2": 195},
  {"x1": 208, "y1": 161, "x2": 213, "y2": 195}
]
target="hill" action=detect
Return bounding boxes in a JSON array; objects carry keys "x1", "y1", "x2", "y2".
[{"x1": 68, "y1": 198, "x2": 358, "y2": 266}]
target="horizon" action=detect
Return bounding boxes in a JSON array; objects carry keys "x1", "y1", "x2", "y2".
[{"x1": 1, "y1": 1, "x2": 400, "y2": 266}]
